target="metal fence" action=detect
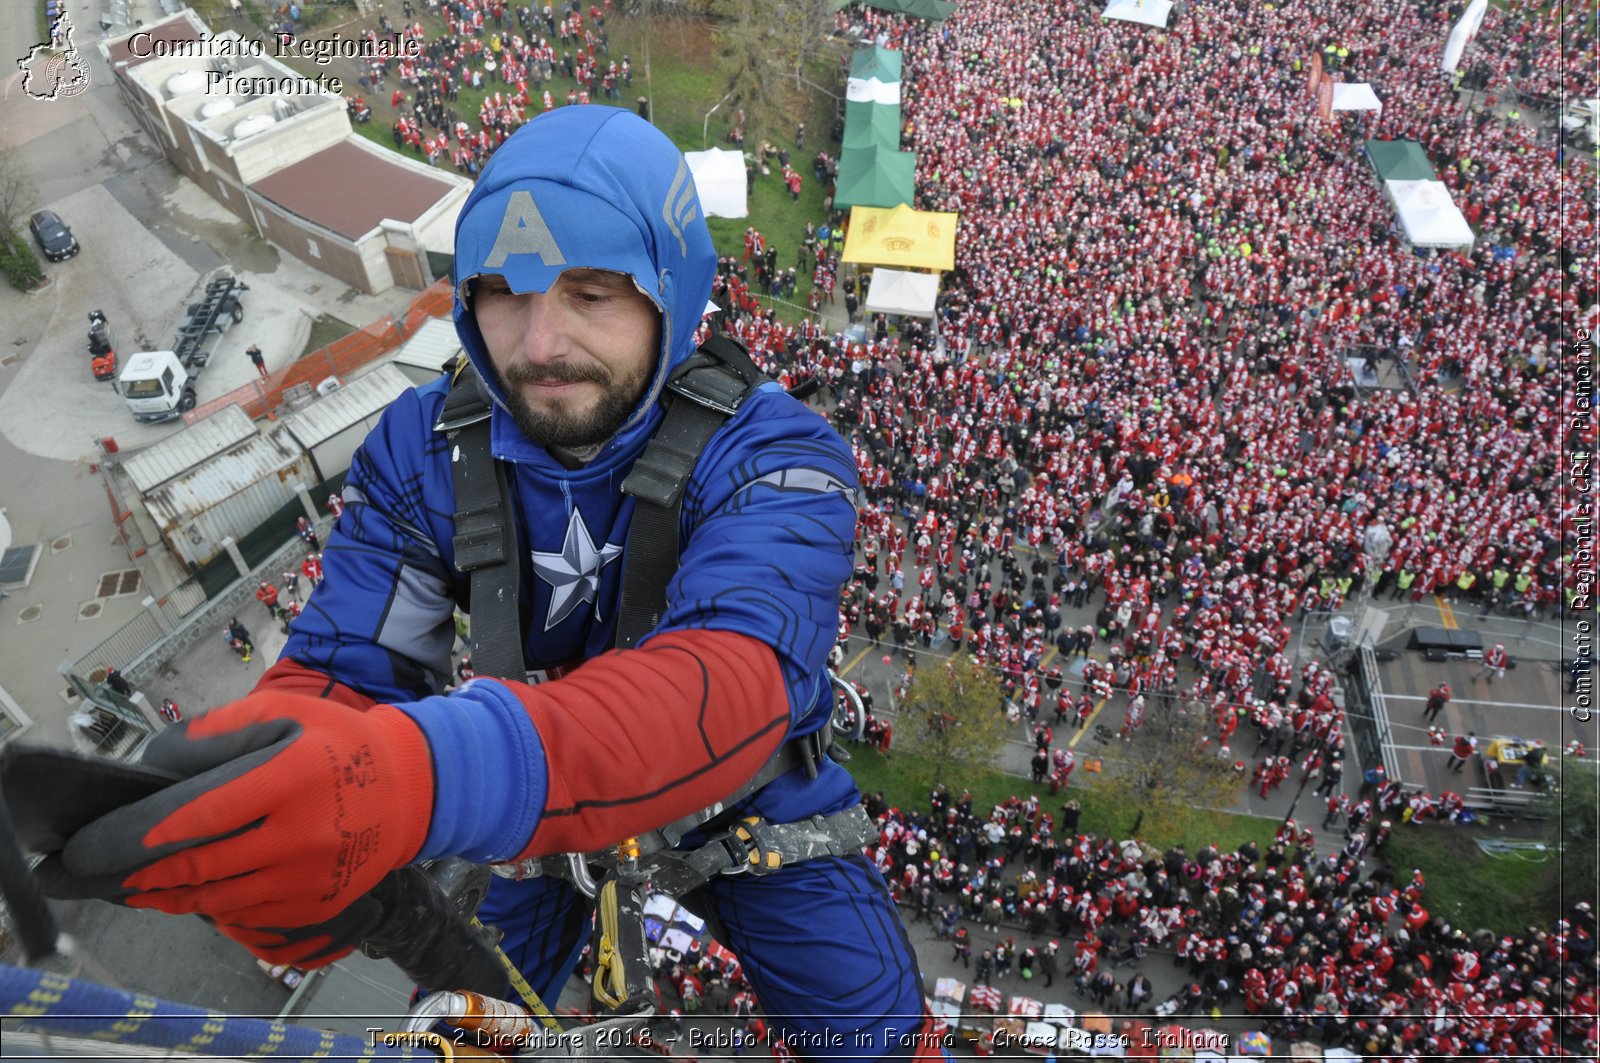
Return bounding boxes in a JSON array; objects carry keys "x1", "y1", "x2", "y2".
[
  {"x1": 1295, "y1": 599, "x2": 1568, "y2": 666},
  {"x1": 1344, "y1": 645, "x2": 1400, "y2": 784},
  {"x1": 73, "y1": 535, "x2": 315, "y2": 687},
  {"x1": 185, "y1": 281, "x2": 454, "y2": 425},
  {"x1": 73, "y1": 611, "x2": 167, "y2": 682}
]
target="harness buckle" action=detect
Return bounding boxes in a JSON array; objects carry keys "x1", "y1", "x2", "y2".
[{"x1": 726, "y1": 816, "x2": 786, "y2": 876}]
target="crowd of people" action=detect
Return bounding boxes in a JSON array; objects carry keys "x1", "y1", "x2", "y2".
[
  {"x1": 345, "y1": 1, "x2": 627, "y2": 171},
  {"x1": 699, "y1": 0, "x2": 1593, "y2": 1052},
  {"x1": 254, "y1": 0, "x2": 1595, "y2": 1053},
  {"x1": 866, "y1": 783, "x2": 1595, "y2": 1056},
  {"x1": 705, "y1": 0, "x2": 1590, "y2": 809},
  {"x1": 633, "y1": 772, "x2": 1595, "y2": 1057},
  {"x1": 250, "y1": 516, "x2": 329, "y2": 632}
]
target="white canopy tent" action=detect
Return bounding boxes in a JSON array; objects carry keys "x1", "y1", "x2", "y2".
[
  {"x1": 1102, "y1": 0, "x2": 1173, "y2": 29},
  {"x1": 643, "y1": 892, "x2": 707, "y2": 934},
  {"x1": 683, "y1": 147, "x2": 747, "y2": 219},
  {"x1": 1386, "y1": 179, "x2": 1475, "y2": 249},
  {"x1": 1332, "y1": 82, "x2": 1383, "y2": 112},
  {"x1": 864, "y1": 268, "x2": 940, "y2": 318},
  {"x1": 658, "y1": 928, "x2": 695, "y2": 958},
  {"x1": 845, "y1": 77, "x2": 901, "y2": 105},
  {"x1": 1441, "y1": 0, "x2": 1488, "y2": 73}
]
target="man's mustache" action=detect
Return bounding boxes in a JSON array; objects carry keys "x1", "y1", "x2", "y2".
[{"x1": 503, "y1": 363, "x2": 609, "y2": 386}]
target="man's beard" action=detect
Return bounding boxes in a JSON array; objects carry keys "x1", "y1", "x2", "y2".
[{"x1": 499, "y1": 359, "x2": 652, "y2": 450}]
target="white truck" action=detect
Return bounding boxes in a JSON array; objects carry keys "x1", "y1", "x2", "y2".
[{"x1": 118, "y1": 274, "x2": 248, "y2": 422}]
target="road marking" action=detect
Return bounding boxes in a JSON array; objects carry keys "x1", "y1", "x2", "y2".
[
  {"x1": 1385, "y1": 693, "x2": 1577, "y2": 712},
  {"x1": 1067, "y1": 697, "x2": 1108, "y2": 748},
  {"x1": 1434, "y1": 595, "x2": 1458, "y2": 630},
  {"x1": 839, "y1": 642, "x2": 875, "y2": 677}
]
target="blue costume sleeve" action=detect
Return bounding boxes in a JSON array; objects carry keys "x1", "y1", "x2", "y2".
[{"x1": 277, "y1": 382, "x2": 463, "y2": 704}]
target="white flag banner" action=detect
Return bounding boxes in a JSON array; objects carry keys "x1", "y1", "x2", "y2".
[
  {"x1": 846, "y1": 76, "x2": 901, "y2": 105},
  {"x1": 1102, "y1": 0, "x2": 1174, "y2": 29},
  {"x1": 1441, "y1": 0, "x2": 1487, "y2": 73}
]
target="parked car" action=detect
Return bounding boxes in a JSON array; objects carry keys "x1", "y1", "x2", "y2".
[{"x1": 28, "y1": 209, "x2": 79, "y2": 262}]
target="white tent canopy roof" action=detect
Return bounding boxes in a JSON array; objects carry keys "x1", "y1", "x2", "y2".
[
  {"x1": 1332, "y1": 82, "x2": 1383, "y2": 112},
  {"x1": 864, "y1": 268, "x2": 939, "y2": 318},
  {"x1": 683, "y1": 147, "x2": 747, "y2": 219},
  {"x1": 1386, "y1": 179, "x2": 1476, "y2": 249},
  {"x1": 846, "y1": 77, "x2": 902, "y2": 105},
  {"x1": 1102, "y1": 0, "x2": 1173, "y2": 29}
]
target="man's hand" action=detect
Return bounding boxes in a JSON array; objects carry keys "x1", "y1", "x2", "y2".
[{"x1": 36, "y1": 693, "x2": 433, "y2": 936}]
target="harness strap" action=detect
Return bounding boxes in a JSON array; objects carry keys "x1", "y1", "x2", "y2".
[
  {"x1": 437, "y1": 362, "x2": 525, "y2": 682},
  {"x1": 644, "y1": 804, "x2": 878, "y2": 897},
  {"x1": 441, "y1": 340, "x2": 857, "y2": 894},
  {"x1": 613, "y1": 335, "x2": 764, "y2": 650},
  {"x1": 658, "y1": 805, "x2": 878, "y2": 896},
  {"x1": 498, "y1": 802, "x2": 876, "y2": 900}
]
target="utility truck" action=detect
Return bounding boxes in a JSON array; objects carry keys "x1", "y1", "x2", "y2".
[{"x1": 117, "y1": 274, "x2": 248, "y2": 422}]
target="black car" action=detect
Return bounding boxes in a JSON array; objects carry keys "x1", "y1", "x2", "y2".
[{"x1": 28, "y1": 210, "x2": 78, "y2": 262}]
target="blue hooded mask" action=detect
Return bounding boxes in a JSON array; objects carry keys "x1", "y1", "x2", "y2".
[{"x1": 452, "y1": 106, "x2": 717, "y2": 466}]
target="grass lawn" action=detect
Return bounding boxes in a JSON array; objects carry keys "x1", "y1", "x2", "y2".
[
  {"x1": 1385, "y1": 825, "x2": 1560, "y2": 934},
  {"x1": 843, "y1": 745, "x2": 1280, "y2": 856}
]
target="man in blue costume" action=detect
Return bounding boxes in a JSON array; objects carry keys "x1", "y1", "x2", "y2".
[{"x1": 36, "y1": 107, "x2": 941, "y2": 1060}]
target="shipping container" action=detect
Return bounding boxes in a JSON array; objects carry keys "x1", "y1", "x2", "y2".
[{"x1": 281, "y1": 364, "x2": 413, "y2": 481}]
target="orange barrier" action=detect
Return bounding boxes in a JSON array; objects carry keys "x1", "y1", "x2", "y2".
[{"x1": 185, "y1": 278, "x2": 454, "y2": 425}]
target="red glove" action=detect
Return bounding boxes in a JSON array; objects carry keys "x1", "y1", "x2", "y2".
[{"x1": 38, "y1": 693, "x2": 433, "y2": 936}]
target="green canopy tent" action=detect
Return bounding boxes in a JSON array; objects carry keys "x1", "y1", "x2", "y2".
[
  {"x1": 862, "y1": 0, "x2": 956, "y2": 21},
  {"x1": 843, "y1": 101, "x2": 902, "y2": 151},
  {"x1": 1365, "y1": 139, "x2": 1438, "y2": 182},
  {"x1": 834, "y1": 146, "x2": 917, "y2": 209},
  {"x1": 848, "y1": 45, "x2": 903, "y2": 84}
]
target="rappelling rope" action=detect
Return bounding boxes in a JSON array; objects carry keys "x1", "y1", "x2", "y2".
[{"x1": 0, "y1": 963, "x2": 435, "y2": 1061}]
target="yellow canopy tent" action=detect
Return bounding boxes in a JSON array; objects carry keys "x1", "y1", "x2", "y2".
[{"x1": 841, "y1": 203, "x2": 958, "y2": 272}]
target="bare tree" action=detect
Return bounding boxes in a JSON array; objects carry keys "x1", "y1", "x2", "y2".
[
  {"x1": 1090, "y1": 701, "x2": 1241, "y2": 846},
  {"x1": 0, "y1": 150, "x2": 37, "y2": 237},
  {"x1": 896, "y1": 656, "x2": 1012, "y2": 788},
  {"x1": 708, "y1": 0, "x2": 839, "y2": 145},
  {"x1": 772, "y1": 0, "x2": 838, "y2": 78}
]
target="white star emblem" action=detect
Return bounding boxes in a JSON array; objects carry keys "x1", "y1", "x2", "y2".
[{"x1": 531, "y1": 509, "x2": 624, "y2": 631}]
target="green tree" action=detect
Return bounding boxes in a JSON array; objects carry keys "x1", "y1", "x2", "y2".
[
  {"x1": 1089, "y1": 702, "x2": 1241, "y2": 847},
  {"x1": 0, "y1": 231, "x2": 45, "y2": 291},
  {"x1": 895, "y1": 656, "x2": 1011, "y2": 788},
  {"x1": 708, "y1": 4, "x2": 785, "y2": 144},
  {"x1": 0, "y1": 152, "x2": 44, "y2": 291}
]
